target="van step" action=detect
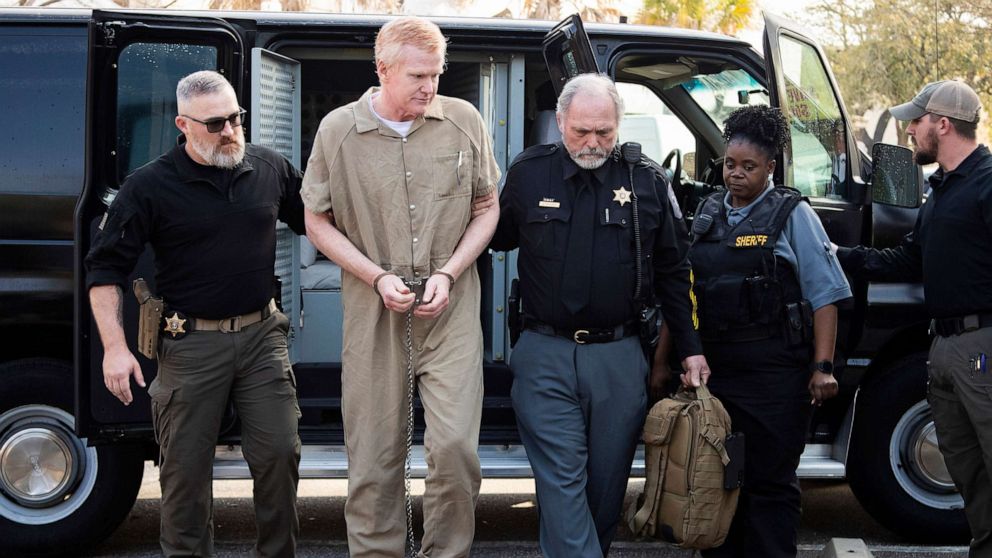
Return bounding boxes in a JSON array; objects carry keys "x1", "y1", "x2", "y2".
[{"x1": 213, "y1": 443, "x2": 846, "y2": 480}]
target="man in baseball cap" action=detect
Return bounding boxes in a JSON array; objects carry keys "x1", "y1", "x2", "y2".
[
  {"x1": 890, "y1": 79, "x2": 982, "y2": 123},
  {"x1": 889, "y1": 80, "x2": 982, "y2": 165},
  {"x1": 837, "y1": 79, "x2": 992, "y2": 556}
]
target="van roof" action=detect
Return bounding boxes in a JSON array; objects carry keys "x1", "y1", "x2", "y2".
[{"x1": 0, "y1": 7, "x2": 752, "y2": 49}]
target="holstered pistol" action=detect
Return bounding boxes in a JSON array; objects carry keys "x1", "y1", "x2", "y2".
[{"x1": 133, "y1": 278, "x2": 164, "y2": 360}]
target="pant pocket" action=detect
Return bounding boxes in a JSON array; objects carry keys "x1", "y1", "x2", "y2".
[{"x1": 148, "y1": 380, "x2": 177, "y2": 451}]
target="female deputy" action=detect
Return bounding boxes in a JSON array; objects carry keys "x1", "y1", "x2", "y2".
[{"x1": 690, "y1": 105, "x2": 852, "y2": 557}]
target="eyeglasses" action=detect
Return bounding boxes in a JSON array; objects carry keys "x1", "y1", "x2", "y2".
[{"x1": 182, "y1": 108, "x2": 247, "y2": 133}]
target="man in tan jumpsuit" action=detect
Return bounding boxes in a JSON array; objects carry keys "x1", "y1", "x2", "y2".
[{"x1": 301, "y1": 16, "x2": 500, "y2": 558}]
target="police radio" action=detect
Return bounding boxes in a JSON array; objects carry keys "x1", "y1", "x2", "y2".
[{"x1": 620, "y1": 142, "x2": 661, "y2": 358}]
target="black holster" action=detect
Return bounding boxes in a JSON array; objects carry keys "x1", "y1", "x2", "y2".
[
  {"x1": 508, "y1": 278, "x2": 521, "y2": 348},
  {"x1": 638, "y1": 304, "x2": 661, "y2": 360},
  {"x1": 783, "y1": 300, "x2": 814, "y2": 346}
]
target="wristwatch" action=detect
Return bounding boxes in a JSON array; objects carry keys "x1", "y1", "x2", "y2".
[{"x1": 811, "y1": 360, "x2": 834, "y2": 374}]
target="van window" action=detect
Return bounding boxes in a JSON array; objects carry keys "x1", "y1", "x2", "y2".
[
  {"x1": 617, "y1": 82, "x2": 697, "y2": 178},
  {"x1": 116, "y1": 43, "x2": 217, "y2": 179},
  {"x1": 778, "y1": 35, "x2": 847, "y2": 199},
  {"x1": 683, "y1": 69, "x2": 769, "y2": 131},
  {"x1": 0, "y1": 28, "x2": 86, "y2": 196}
]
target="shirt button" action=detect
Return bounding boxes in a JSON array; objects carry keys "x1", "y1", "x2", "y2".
[
  {"x1": 402, "y1": 138, "x2": 408, "y2": 143},
  {"x1": 413, "y1": 237, "x2": 419, "y2": 243},
  {"x1": 409, "y1": 204, "x2": 416, "y2": 210},
  {"x1": 621, "y1": 218, "x2": 627, "y2": 225},
  {"x1": 406, "y1": 171, "x2": 412, "y2": 178},
  {"x1": 543, "y1": 214, "x2": 549, "y2": 220}
]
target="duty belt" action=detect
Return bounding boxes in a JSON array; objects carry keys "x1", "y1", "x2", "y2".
[
  {"x1": 164, "y1": 299, "x2": 277, "y2": 336},
  {"x1": 524, "y1": 318, "x2": 637, "y2": 344},
  {"x1": 930, "y1": 313, "x2": 992, "y2": 337}
]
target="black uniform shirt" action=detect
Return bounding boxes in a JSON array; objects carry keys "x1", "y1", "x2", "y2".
[
  {"x1": 85, "y1": 139, "x2": 306, "y2": 318},
  {"x1": 838, "y1": 145, "x2": 992, "y2": 318},
  {"x1": 491, "y1": 143, "x2": 702, "y2": 359}
]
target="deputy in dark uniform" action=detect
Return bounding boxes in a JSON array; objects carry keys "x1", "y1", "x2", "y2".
[
  {"x1": 85, "y1": 71, "x2": 305, "y2": 557},
  {"x1": 837, "y1": 80, "x2": 992, "y2": 557},
  {"x1": 490, "y1": 73, "x2": 709, "y2": 558},
  {"x1": 684, "y1": 106, "x2": 851, "y2": 558}
]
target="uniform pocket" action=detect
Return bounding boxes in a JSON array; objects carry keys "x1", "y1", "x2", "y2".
[
  {"x1": 432, "y1": 150, "x2": 474, "y2": 200},
  {"x1": 602, "y1": 205, "x2": 633, "y2": 263},
  {"x1": 522, "y1": 206, "x2": 570, "y2": 260}
]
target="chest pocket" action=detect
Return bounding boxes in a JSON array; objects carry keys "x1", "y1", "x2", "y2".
[
  {"x1": 523, "y1": 205, "x2": 570, "y2": 260},
  {"x1": 432, "y1": 150, "x2": 474, "y2": 200},
  {"x1": 602, "y1": 204, "x2": 634, "y2": 263}
]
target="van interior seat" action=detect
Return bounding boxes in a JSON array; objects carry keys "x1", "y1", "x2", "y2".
[
  {"x1": 300, "y1": 236, "x2": 342, "y2": 290},
  {"x1": 531, "y1": 109, "x2": 562, "y2": 146}
]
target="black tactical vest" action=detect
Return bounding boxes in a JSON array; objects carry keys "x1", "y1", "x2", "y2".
[{"x1": 689, "y1": 187, "x2": 806, "y2": 342}]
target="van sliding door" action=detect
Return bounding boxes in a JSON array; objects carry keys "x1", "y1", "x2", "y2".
[{"x1": 250, "y1": 48, "x2": 302, "y2": 363}]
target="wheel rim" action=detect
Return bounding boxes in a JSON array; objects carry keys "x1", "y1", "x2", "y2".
[
  {"x1": 0, "y1": 426, "x2": 76, "y2": 506},
  {"x1": 889, "y1": 400, "x2": 962, "y2": 510},
  {"x1": 0, "y1": 405, "x2": 99, "y2": 524}
]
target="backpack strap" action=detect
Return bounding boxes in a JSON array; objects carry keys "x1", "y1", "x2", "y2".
[
  {"x1": 694, "y1": 384, "x2": 731, "y2": 466},
  {"x1": 631, "y1": 429, "x2": 671, "y2": 535}
]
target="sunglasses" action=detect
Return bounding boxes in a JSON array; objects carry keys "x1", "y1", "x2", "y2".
[{"x1": 182, "y1": 108, "x2": 247, "y2": 133}]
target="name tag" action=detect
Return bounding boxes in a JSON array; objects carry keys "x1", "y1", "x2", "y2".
[
  {"x1": 538, "y1": 198, "x2": 560, "y2": 208},
  {"x1": 735, "y1": 234, "x2": 769, "y2": 247}
]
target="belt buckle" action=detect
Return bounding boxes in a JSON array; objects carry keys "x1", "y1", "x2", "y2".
[
  {"x1": 219, "y1": 315, "x2": 242, "y2": 333},
  {"x1": 573, "y1": 329, "x2": 589, "y2": 344}
]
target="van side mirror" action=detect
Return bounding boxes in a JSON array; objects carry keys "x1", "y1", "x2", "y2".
[{"x1": 871, "y1": 143, "x2": 923, "y2": 208}]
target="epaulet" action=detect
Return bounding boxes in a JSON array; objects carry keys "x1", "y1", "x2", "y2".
[
  {"x1": 509, "y1": 143, "x2": 559, "y2": 168},
  {"x1": 771, "y1": 185, "x2": 808, "y2": 205},
  {"x1": 635, "y1": 154, "x2": 671, "y2": 187}
]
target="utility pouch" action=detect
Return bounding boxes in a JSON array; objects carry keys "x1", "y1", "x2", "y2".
[
  {"x1": 508, "y1": 278, "x2": 521, "y2": 348},
  {"x1": 639, "y1": 304, "x2": 661, "y2": 360},
  {"x1": 745, "y1": 275, "x2": 782, "y2": 325},
  {"x1": 783, "y1": 300, "x2": 814, "y2": 346},
  {"x1": 133, "y1": 278, "x2": 164, "y2": 360},
  {"x1": 723, "y1": 432, "x2": 746, "y2": 490}
]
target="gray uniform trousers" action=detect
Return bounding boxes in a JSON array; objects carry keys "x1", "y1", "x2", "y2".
[
  {"x1": 509, "y1": 331, "x2": 648, "y2": 558},
  {"x1": 148, "y1": 311, "x2": 301, "y2": 558},
  {"x1": 928, "y1": 326, "x2": 992, "y2": 557}
]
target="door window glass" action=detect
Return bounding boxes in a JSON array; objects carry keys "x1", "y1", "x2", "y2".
[
  {"x1": 117, "y1": 43, "x2": 217, "y2": 179},
  {"x1": 0, "y1": 29, "x2": 86, "y2": 196},
  {"x1": 778, "y1": 35, "x2": 847, "y2": 199}
]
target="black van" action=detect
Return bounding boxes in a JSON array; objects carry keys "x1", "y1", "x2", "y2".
[{"x1": 0, "y1": 7, "x2": 956, "y2": 554}]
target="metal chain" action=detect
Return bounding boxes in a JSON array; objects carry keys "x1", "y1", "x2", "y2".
[{"x1": 403, "y1": 300, "x2": 417, "y2": 557}]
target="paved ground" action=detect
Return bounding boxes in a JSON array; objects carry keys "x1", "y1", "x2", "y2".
[{"x1": 86, "y1": 463, "x2": 969, "y2": 557}]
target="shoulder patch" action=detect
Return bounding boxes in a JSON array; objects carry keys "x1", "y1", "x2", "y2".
[{"x1": 509, "y1": 143, "x2": 558, "y2": 168}]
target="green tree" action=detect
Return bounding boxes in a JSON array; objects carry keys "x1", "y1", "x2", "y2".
[
  {"x1": 802, "y1": 0, "x2": 992, "y2": 142},
  {"x1": 637, "y1": 0, "x2": 756, "y2": 35}
]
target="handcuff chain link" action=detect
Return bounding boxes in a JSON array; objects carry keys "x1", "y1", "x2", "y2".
[{"x1": 404, "y1": 305, "x2": 416, "y2": 557}]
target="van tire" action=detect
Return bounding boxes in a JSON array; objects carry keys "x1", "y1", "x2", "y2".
[
  {"x1": 847, "y1": 352, "x2": 970, "y2": 543},
  {"x1": 0, "y1": 358, "x2": 144, "y2": 556}
]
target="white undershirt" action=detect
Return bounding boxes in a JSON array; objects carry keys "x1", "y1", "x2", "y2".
[{"x1": 369, "y1": 93, "x2": 413, "y2": 137}]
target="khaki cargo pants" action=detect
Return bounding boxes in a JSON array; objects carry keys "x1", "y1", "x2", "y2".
[{"x1": 148, "y1": 311, "x2": 301, "y2": 558}]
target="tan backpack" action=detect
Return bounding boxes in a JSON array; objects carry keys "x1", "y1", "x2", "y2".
[{"x1": 627, "y1": 383, "x2": 740, "y2": 549}]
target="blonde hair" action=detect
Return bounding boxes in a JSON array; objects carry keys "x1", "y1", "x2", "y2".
[{"x1": 374, "y1": 16, "x2": 448, "y2": 70}]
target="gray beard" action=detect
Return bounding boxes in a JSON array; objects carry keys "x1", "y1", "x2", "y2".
[
  {"x1": 571, "y1": 153, "x2": 609, "y2": 169},
  {"x1": 188, "y1": 136, "x2": 245, "y2": 169}
]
